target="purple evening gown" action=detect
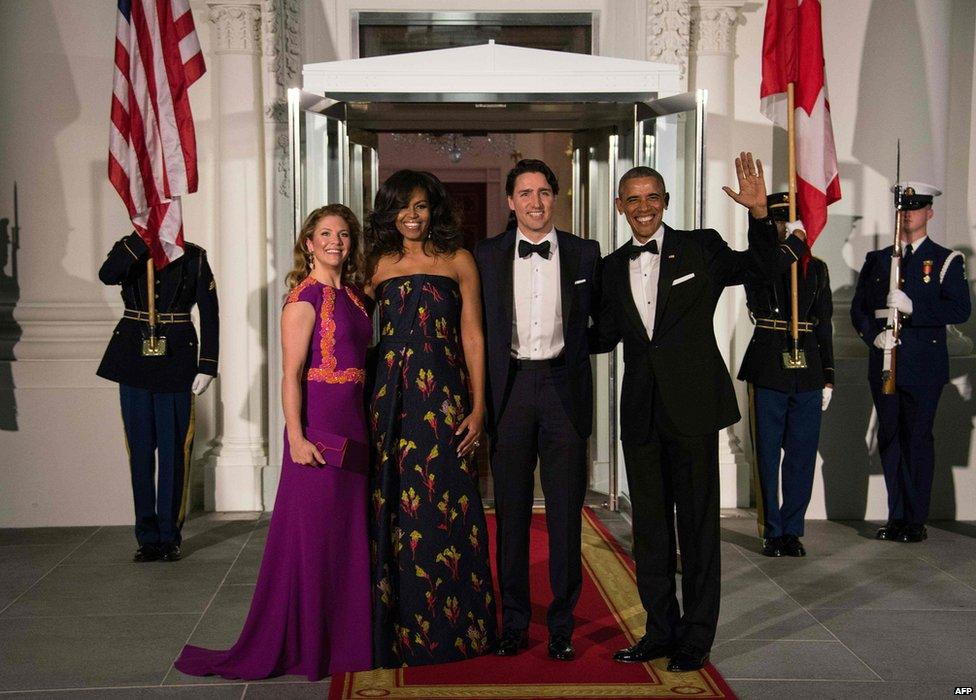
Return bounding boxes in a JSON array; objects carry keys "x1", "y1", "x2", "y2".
[{"x1": 175, "y1": 278, "x2": 373, "y2": 681}]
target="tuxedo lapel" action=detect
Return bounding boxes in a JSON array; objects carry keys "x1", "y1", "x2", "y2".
[
  {"x1": 497, "y1": 230, "x2": 516, "y2": 348},
  {"x1": 615, "y1": 247, "x2": 650, "y2": 343},
  {"x1": 653, "y1": 225, "x2": 681, "y2": 334},
  {"x1": 557, "y1": 231, "x2": 580, "y2": 331}
]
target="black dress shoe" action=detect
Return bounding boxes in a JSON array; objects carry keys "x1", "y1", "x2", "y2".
[
  {"x1": 495, "y1": 629, "x2": 528, "y2": 656},
  {"x1": 781, "y1": 534, "x2": 806, "y2": 557},
  {"x1": 159, "y1": 543, "x2": 183, "y2": 562},
  {"x1": 761, "y1": 536, "x2": 783, "y2": 557},
  {"x1": 613, "y1": 636, "x2": 674, "y2": 663},
  {"x1": 876, "y1": 521, "x2": 903, "y2": 540},
  {"x1": 547, "y1": 634, "x2": 574, "y2": 661},
  {"x1": 666, "y1": 649, "x2": 709, "y2": 672},
  {"x1": 899, "y1": 524, "x2": 928, "y2": 543},
  {"x1": 132, "y1": 544, "x2": 160, "y2": 563}
]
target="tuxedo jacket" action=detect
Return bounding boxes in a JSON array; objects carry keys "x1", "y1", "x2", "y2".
[
  {"x1": 595, "y1": 223, "x2": 807, "y2": 442},
  {"x1": 851, "y1": 237, "x2": 970, "y2": 387},
  {"x1": 737, "y1": 215, "x2": 835, "y2": 393},
  {"x1": 97, "y1": 232, "x2": 219, "y2": 392},
  {"x1": 474, "y1": 229, "x2": 602, "y2": 438}
]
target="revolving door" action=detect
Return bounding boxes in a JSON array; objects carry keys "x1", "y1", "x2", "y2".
[{"x1": 277, "y1": 89, "x2": 705, "y2": 511}]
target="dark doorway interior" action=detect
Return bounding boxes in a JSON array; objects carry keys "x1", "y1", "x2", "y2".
[{"x1": 444, "y1": 181, "x2": 489, "y2": 251}]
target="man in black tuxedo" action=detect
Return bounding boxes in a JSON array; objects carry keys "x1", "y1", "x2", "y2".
[
  {"x1": 596, "y1": 154, "x2": 808, "y2": 671},
  {"x1": 474, "y1": 159, "x2": 601, "y2": 661}
]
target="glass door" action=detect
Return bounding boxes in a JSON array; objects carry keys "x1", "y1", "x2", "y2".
[
  {"x1": 286, "y1": 89, "x2": 379, "y2": 232},
  {"x1": 571, "y1": 127, "x2": 617, "y2": 504},
  {"x1": 639, "y1": 90, "x2": 707, "y2": 230}
]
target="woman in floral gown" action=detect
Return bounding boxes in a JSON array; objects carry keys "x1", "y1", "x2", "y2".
[{"x1": 365, "y1": 170, "x2": 497, "y2": 667}]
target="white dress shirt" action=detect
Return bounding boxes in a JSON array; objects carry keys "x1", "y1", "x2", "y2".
[
  {"x1": 512, "y1": 228, "x2": 564, "y2": 359},
  {"x1": 629, "y1": 229, "x2": 665, "y2": 340}
]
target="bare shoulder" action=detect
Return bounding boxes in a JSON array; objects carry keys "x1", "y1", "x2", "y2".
[
  {"x1": 446, "y1": 249, "x2": 479, "y2": 285},
  {"x1": 281, "y1": 297, "x2": 315, "y2": 326},
  {"x1": 367, "y1": 253, "x2": 401, "y2": 289},
  {"x1": 451, "y1": 247, "x2": 477, "y2": 270}
]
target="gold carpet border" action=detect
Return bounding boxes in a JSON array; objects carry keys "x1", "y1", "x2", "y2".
[{"x1": 336, "y1": 509, "x2": 731, "y2": 699}]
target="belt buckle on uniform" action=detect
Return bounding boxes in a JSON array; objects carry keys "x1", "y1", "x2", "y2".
[{"x1": 142, "y1": 336, "x2": 168, "y2": 356}]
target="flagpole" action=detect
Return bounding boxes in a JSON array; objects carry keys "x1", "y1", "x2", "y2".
[
  {"x1": 146, "y1": 258, "x2": 158, "y2": 352},
  {"x1": 784, "y1": 82, "x2": 806, "y2": 369},
  {"x1": 142, "y1": 257, "x2": 165, "y2": 356}
]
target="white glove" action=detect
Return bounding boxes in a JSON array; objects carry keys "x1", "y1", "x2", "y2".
[
  {"x1": 821, "y1": 386, "x2": 833, "y2": 411},
  {"x1": 785, "y1": 219, "x2": 806, "y2": 237},
  {"x1": 191, "y1": 373, "x2": 214, "y2": 396},
  {"x1": 873, "y1": 329, "x2": 899, "y2": 350},
  {"x1": 887, "y1": 289, "x2": 913, "y2": 315}
]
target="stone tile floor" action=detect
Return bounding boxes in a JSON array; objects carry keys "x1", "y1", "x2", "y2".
[{"x1": 1, "y1": 509, "x2": 975, "y2": 699}]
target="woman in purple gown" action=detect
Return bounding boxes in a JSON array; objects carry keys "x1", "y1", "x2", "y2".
[{"x1": 175, "y1": 204, "x2": 373, "y2": 681}]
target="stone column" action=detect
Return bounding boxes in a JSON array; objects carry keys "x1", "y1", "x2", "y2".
[
  {"x1": 645, "y1": 0, "x2": 691, "y2": 91},
  {"x1": 205, "y1": 2, "x2": 269, "y2": 511},
  {"x1": 259, "y1": 0, "x2": 302, "y2": 505},
  {"x1": 690, "y1": 0, "x2": 749, "y2": 508}
]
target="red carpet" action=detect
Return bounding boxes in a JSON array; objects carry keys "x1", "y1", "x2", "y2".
[{"x1": 330, "y1": 508, "x2": 735, "y2": 698}]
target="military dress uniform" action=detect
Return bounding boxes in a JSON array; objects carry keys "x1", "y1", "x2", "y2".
[
  {"x1": 851, "y1": 184, "x2": 970, "y2": 542},
  {"x1": 97, "y1": 231, "x2": 219, "y2": 559},
  {"x1": 737, "y1": 195, "x2": 834, "y2": 557}
]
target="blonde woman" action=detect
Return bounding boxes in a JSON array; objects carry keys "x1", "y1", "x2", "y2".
[{"x1": 176, "y1": 205, "x2": 373, "y2": 680}]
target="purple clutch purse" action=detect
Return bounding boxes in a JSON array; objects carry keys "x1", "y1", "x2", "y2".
[{"x1": 297, "y1": 426, "x2": 369, "y2": 475}]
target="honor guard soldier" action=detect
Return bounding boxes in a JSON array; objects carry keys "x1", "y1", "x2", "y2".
[
  {"x1": 737, "y1": 193, "x2": 834, "y2": 558},
  {"x1": 97, "y1": 232, "x2": 219, "y2": 562},
  {"x1": 851, "y1": 182, "x2": 970, "y2": 543}
]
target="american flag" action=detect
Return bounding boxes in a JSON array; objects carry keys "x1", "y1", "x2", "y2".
[{"x1": 108, "y1": 0, "x2": 206, "y2": 268}]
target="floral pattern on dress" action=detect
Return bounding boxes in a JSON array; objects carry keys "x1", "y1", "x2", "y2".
[{"x1": 369, "y1": 274, "x2": 497, "y2": 668}]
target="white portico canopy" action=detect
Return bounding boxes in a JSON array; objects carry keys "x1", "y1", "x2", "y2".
[{"x1": 302, "y1": 41, "x2": 682, "y2": 102}]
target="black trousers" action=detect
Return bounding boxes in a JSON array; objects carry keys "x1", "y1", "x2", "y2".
[
  {"x1": 119, "y1": 384, "x2": 195, "y2": 546},
  {"x1": 490, "y1": 363, "x2": 588, "y2": 636},
  {"x1": 871, "y1": 382, "x2": 943, "y2": 525},
  {"x1": 623, "y1": 395, "x2": 721, "y2": 655}
]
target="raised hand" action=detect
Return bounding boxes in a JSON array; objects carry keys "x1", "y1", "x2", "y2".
[{"x1": 722, "y1": 151, "x2": 769, "y2": 218}]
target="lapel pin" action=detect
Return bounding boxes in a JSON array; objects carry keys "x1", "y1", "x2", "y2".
[{"x1": 667, "y1": 254, "x2": 675, "y2": 259}]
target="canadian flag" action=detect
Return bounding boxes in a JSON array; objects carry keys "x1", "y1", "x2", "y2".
[{"x1": 760, "y1": 0, "x2": 841, "y2": 247}]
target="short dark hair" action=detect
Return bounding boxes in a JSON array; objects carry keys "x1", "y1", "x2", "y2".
[
  {"x1": 618, "y1": 166, "x2": 667, "y2": 196},
  {"x1": 505, "y1": 159, "x2": 559, "y2": 197}
]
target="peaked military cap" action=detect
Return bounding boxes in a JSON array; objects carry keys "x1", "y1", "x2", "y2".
[
  {"x1": 766, "y1": 191, "x2": 791, "y2": 222},
  {"x1": 892, "y1": 181, "x2": 942, "y2": 210}
]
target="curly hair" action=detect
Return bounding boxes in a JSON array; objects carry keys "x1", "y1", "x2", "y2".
[
  {"x1": 365, "y1": 170, "x2": 463, "y2": 276},
  {"x1": 285, "y1": 204, "x2": 365, "y2": 290}
]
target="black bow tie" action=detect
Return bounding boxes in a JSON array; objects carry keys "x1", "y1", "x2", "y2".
[
  {"x1": 629, "y1": 239, "x2": 659, "y2": 260},
  {"x1": 518, "y1": 240, "x2": 551, "y2": 259}
]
